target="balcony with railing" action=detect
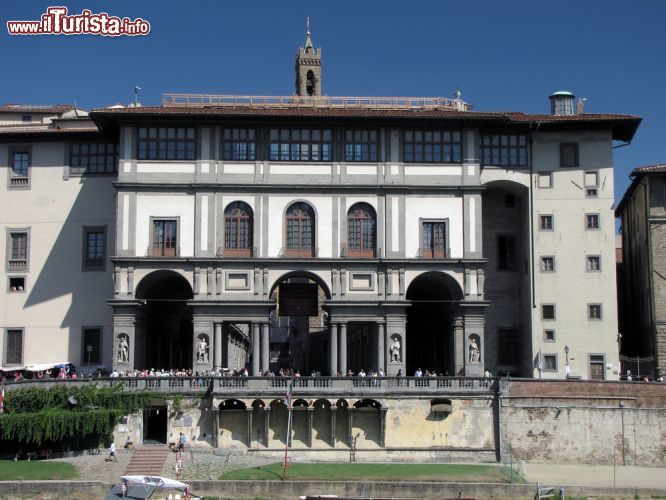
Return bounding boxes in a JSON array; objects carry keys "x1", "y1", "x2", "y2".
[
  {"x1": 340, "y1": 245, "x2": 381, "y2": 259},
  {"x1": 9, "y1": 175, "x2": 29, "y2": 188},
  {"x1": 146, "y1": 246, "x2": 180, "y2": 257},
  {"x1": 217, "y1": 247, "x2": 257, "y2": 258},
  {"x1": 279, "y1": 247, "x2": 318, "y2": 258},
  {"x1": 417, "y1": 247, "x2": 450, "y2": 259},
  {"x1": 7, "y1": 258, "x2": 27, "y2": 271},
  {"x1": 84, "y1": 257, "x2": 105, "y2": 269}
]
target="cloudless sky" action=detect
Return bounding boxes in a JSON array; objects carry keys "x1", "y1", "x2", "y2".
[{"x1": 1, "y1": 0, "x2": 664, "y2": 204}]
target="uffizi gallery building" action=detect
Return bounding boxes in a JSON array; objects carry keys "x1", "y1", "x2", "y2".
[{"x1": 0, "y1": 29, "x2": 640, "y2": 383}]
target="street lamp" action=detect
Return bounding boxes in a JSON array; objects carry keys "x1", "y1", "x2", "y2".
[
  {"x1": 86, "y1": 344, "x2": 93, "y2": 365},
  {"x1": 564, "y1": 345, "x2": 570, "y2": 378}
]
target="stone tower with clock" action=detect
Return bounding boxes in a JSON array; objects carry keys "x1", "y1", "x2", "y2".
[{"x1": 295, "y1": 18, "x2": 322, "y2": 97}]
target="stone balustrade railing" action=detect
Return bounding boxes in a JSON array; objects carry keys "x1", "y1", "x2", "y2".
[{"x1": 2, "y1": 376, "x2": 497, "y2": 396}]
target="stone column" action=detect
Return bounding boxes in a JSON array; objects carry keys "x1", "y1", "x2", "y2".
[
  {"x1": 377, "y1": 323, "x2": 385, "y2": 374},
  {"x1": 261, "y1": 323, "x2": 270, "y2": 373},
  {"x1": 264, "y1": 407, "x2": 270, "y2": 447},
  {"x1": 307, "y1": 407, "x2": 314, "y2": 448},
  {"x1": 380, "y1": 407, "x2": 388, "y2": 447},
  {"x1": 214, "y1": 323, "x2": 222, "y2": 370},
  {"x1": 329, "y1": 323, "x2": 339, "y2": 376},
  {"x1": 246, "y1": 408, "x2": 253, "y2": 447},
  {"x1": 330, "y1": 406, "x2": 337, "y2": 447},
  {"x1": 339, "y1": 323, "x2": 347, "y2": 375},
  {"x1": 454, "y1": 316, "x2": 464, "y2": 376},
  {"x1": 252, "y1": 323, "x2": 260, "y2": 376}
]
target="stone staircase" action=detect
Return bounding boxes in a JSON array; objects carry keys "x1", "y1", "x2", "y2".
[{"x1": 125, "y1": 445, "x2": 170, "y2": 475}]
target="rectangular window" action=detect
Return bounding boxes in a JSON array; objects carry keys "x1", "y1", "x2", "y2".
[
  {"x1": 4, "y1": 329, "x2": 23, "y2": 366},
  {"x1": 8, "y1": 276, "x2": 26, "y2": 292},
  {"x1": 589, "y1": 354, "x2": 605, "y2": 380},
  {"x1": 7, "y1": 230, "x2": 29, "y2": 271},
  {"x1": 83, "y1": 227, "x2": 106, "y2": 270},
  {"x1": 540, "y1": 256, "x2": 555, "y2": 272},
  {"x1": 10, "y1": 151, "x2": 30, "y2": 188},
  {"x1": 542, "y1": 304, "x2": 556, "y2": 320},
  {"x1": 421, "y1": 220, "x2": 447, "y2": 258},
  {"x1": 498, "y1": 328, "x2": 520, "y2": 365},
  {"x1": 404, "y1": 130, "x2": 461, "y2": 163},
  {"x1": 21, "y1": 114, "x2": 31, "y2": 122},
  {"x1": 538, "y1": 172, "x2": 552, "y2": 188},
  {"x1": 584, "y1": 171, "x2": 598, "y2": 186},
  {"x1": 543, "y1": 354, "x2": 558, "y2": 372},
  {"x1": 345, "y1": 129, "x2": 378, "y2": 162},
  {"x1": 138, "y1": 127, "x2": 196, "y2": 160},
  {"x1": 497, "y1": 235, "x2": 516, "y2": 271},
  {"x1": 269, "y1": 128, "x2": 331, "y2": 161},
  {"x1": 70, "y1": 143, "x2": 119, "y2": 174},
  {"x1": 539, "y1": 215, "x2": 554, "y2": 231},
  {"x1": 82, "y1": 328, "x2": 101, "y2": 365},
  {"x1": 222, "y1": 128, "x2": 256, "y2": 160},
  {"x1": 543, "y1": 329, "x2": 556, "y2": 342},
  {"x1": 560, "y1": 143, "x2": 579, "y2": 167},
  {"x1": 586, "y1": 213, "x2": 600, "y2": 230},
  {"x1": 152, "y1": 219, "x2": 178, "y2": 257},
  {"x1": 586, "y1": 255, "x2": 601, "y2": 271},
  {"x1": 480, "y1": 133, "x2": 528, "y2": 167},
  {"x1": 588, "y1": 303, "x2": 602, "y2": 320}
]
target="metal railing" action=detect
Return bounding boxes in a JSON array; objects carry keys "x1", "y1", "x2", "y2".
[
  {"x1": 278, "y1": 247, "x2": 319, "y2": 258},
  {"x1": 162, "y1": 94, "x2": 472, "y2": 112},
  {"x1": 7, "y1": 259, "x2": 28, "y2": 271},
  {"x1": 216, "y1": 247, "x2": 257, "y2": 258},
  {"x1": 9, "y1": 176, "x2": 29, "y2": 187}
]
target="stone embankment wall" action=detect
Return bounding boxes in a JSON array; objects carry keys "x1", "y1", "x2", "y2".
[{"x1": 500, "y1": 380, "x2": 666, "y2": 465}]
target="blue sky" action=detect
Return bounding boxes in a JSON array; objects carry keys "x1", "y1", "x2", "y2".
[{"x1": 1, "y1": 0, "x2": 664, "y2": 203}]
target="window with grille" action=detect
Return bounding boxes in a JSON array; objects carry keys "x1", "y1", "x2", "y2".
[
  {"x1": 543, "y1": 354, "x2": 557, "y2": 372},
  {"x1": 223, "y1": 128, "x2": 256, "y2": 160},
  {"x1": 8, "y1": 231, "x2": 28, "y2": 271},
  {"x1": 4, "y1": 329, "x2": 23, "y2": 365},
  {"x1": 285, "y1": 202, "x2": 315, "y2": 256},
  {"x1": 269, "y1": 128, "x2": 332, "y2": 161},
  {"x1": 347, "y1": 203, "x2": 376, "y2": 257},
  {"x1": 497, "y1": 235, "x2": 516, "y2": 270},
  {"x1": 560, "y1": 143, "x2": 579, "y2": 167},
  {"x1": 544, "y1": 329, "x2": 556, "y2": 342},
  {"x1": 138, "y1": 127, "x2": 196, "y2": 160},
  {"x1": 404, "y1": 130, "x2": 461, "y2": 163},
  {"x1": 540, "y1": 256, "x2": 555, "y2": 272},
  {"x1": 84, "y1": 227, "x2": 105, "y2": 270},
  {"x1": 588, "y1": 304, "x2": 602, "y2": 320},
  {"x1": 587, "y1": 255, "x2": 601, "y2": 271},
  {"x1": 480, "y1": 134, "x2": 527, "y2": 166},
  {"x1": 224, "y1": 202, "x2": 253, "y2": 256},
  {"x1": 498, "y1": 328, "x2": 520, "y2": 365},
  {"x1": 586, "y1": 213, "x2": 600, "y2": 229},
  {"x1": 540, "y1": 215, "x2": 554, "y2": 231},
  {"x1": 152, "y1": 219, "x2": 178, "y2": 257},
  {"x1": 542, "y1": 304, "x2": 556, "y2": 320},
  {"x1": 345, "y1": 130, "x2": 378, "y2": 162},
  {"x1": 70, "y1": 143, "x2": 119, "y2": 174},
  {"x1": 82, "y1": 328, "x2": 101, "y2": 365},
  {"x1": 421, "y1": 221, "x2": 447, "y2": 258}
]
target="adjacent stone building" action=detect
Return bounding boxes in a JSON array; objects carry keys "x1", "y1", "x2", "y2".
[
  {"x1": 1, "y1": 28, "x2": 641, "y2": 380},
  {"x1": 616, "y1": 164, "x2": 666, "y2": 377}
]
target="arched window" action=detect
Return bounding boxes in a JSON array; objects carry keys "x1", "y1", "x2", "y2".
[
  {"x1": 347, "y1": 203, "x2": 376, "y2": 257},
  {"x1": 224, "y1": 202, "x2": 253, "y2": 256},
  {"x1": 285, "y1": 202, "x2": 315, "y2": 257}
]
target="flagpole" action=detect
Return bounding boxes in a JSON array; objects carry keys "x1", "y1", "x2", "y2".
[{"x1": 283, "y1": 378, "x2": 293, "y2": 480}]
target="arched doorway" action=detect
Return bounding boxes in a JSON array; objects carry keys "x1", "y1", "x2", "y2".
[
  {"x1": 135, "y1": 271, "x2": 193, "y2": 370},
  {"x1": 406, "y1": 272, "x2": 462, "y2": 376},
  {"x1": 269, "y1": 272, "x2": 331, "y2": 375}
]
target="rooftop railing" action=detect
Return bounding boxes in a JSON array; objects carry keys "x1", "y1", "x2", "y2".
[{"x1": 162, "y1": 94, "x2": 472, "y2": 112}]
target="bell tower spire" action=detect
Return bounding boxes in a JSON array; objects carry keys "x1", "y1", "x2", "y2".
[{"x1": 295, "y1": 18, "x2": 322, "y2": 97}]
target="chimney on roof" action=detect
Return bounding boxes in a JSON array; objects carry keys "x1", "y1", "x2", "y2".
[{"x1": 549, "y1": 91, "x2": 575, "y2": 116}]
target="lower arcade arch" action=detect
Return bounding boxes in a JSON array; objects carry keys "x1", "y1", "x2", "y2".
[
  {"x1": 406, "y1": 272, "x2": 462, "y2": 376},
  {"x1": 135, "y1": 271, "x2": 193, "y2": 370}
]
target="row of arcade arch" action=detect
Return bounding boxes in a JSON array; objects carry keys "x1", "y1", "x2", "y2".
[
  {"x1": 126, "y1": 268, "x2": 466, "y2": 376},
  {"x1": 217, "y1": 398, "x2": 385, "y2": 448}
]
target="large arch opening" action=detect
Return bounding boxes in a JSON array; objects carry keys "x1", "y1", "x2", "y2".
[
  {"x1": 406, "y1": 272, "x2": 462, "y2": 376},
  {"x1": 268, "y1": 272, "x2": 330, "y2": 375},
  {"x1": 135, "y1": 271, "x2": 193, "y2": 370}
]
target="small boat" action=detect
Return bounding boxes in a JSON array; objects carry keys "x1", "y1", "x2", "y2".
[{"x1": 104, "y1": 475, "x2": 194, "y2": 499}]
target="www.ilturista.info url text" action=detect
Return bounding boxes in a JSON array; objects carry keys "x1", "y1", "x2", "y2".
[{"x1": 6, "y1": 6, "x2": 151, "y2": 36}]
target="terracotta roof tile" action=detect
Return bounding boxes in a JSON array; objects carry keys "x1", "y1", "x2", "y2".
[{"x1": 0, "y1": 104, "x2": 75, "y2": 114}]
